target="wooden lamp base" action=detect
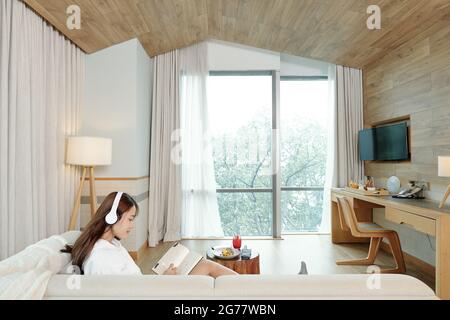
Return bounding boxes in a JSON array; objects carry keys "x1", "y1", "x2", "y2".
[
  {"x1": 68, "y1": 166, "x2": 98, "y2": 230},
  {"x1": 439, "y1": 184, "x2": 450, "y2": 209}
]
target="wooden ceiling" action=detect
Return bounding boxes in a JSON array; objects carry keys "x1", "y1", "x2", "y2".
[{"x1": 23, "y1": 0, "x2": 450, "y2": 68}]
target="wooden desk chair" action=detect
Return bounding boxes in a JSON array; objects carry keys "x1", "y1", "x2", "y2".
[{"x1": 335, "y1": 196, "x2": 406, "y2": 274}]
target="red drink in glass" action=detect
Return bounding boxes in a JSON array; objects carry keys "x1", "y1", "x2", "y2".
[{"x1": 232, "y1": 235, "x2": 241, "y2": 249}]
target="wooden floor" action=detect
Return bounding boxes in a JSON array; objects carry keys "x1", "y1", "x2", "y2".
[{"x1": 136, "y1": 234, "x2": 435, "y2": 291}]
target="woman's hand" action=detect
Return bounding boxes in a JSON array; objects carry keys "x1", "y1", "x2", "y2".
[{"x1": 163, "y1": 263, "x2": 178, "y2": 275}]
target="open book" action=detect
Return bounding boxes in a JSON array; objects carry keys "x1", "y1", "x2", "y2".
[{"x1": 152, "y1": 242, "x2": 203, "y2": 275}]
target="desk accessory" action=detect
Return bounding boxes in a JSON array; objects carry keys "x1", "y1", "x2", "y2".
[
  {"x1": 387, "y1": 176, "x2": 401, "y2": 194},
  {"x1": 439, "y1": 156, "x2": 450, "y2": 208},
  {"x1": 392, "y1": 186, "x2": 425, "y2": 199}
]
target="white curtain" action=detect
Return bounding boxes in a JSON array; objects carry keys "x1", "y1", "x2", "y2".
[
  {"x1": 0, "y1": 0, "x2": 84, "y2": 259},
  {"x1": 319, "y1": 65, "x2": 336, "y2": 233},
  {"x1": 321, "y1": 65, "x2": 364, "y2": 232},
  {"x1": 179, "y1": 42, "x2": 223, "y2": 238},
  {"x1": 148, "y1": 50, "x2": 182, "y2": 246},
  {"x1": 334, "y1": 65, "x2": 365, "y2": 187}
]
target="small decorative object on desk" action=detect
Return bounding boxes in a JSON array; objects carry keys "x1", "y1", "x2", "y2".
[
  {"x1": 387, "y1": 176, "x2": 401, "y2": 194},
  {"x1": 392, "y1": 181, "x2": 425, "y2": 199},
  {"x1": 365, "y1": 176, "x2": 375, "y2": 188},
  {"x1": 346, "y1": 176, "x2": 389, "y2": 196},
  {"x1": 232, "y1": 234, "x2": 242, "y2": 250},
  {"x1": 348, "y1": 180, "x2": 359, "y2": 189}
]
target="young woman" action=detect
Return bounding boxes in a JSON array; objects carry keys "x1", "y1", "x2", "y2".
[{"x1": 63, "y1": 191, "x2": 237, "y2": 278}]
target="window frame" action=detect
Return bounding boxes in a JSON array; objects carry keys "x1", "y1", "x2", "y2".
[{"x1": 208, "y1": 71, "x2": 329, "y2": 237}]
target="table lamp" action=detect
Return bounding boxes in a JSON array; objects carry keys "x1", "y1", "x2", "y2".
[
  {"x1": 438, "y1": 156, "x2": 450, "y2": 208},
  {"x1": 66, "y1": 136, "x2": 112, "y2": 230}
]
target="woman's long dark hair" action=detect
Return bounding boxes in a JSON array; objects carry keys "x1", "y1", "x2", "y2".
[{"x1": 62, "y1": 192, "x2": 139, "y2": 272}]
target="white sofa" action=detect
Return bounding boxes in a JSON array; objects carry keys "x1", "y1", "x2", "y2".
[
  {"x1": 1, "y1": 232, "x2": 438, "y2": 300},
  {"x1": 45, "y1": 273, "x2": 437, "y2": 300}
]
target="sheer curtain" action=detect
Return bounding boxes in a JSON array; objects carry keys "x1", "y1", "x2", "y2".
[
  {"x1": 148, "y1": 49, "x2": 182, "y2": 246},
  {"x1": 319, "y1": 64, "x2": 337, "y2": 233},
  {"x1": 0, "y1": 0, "x2": 84, "y2": 259},
  {"x1": 179, "y1": 42, "x2": 223, "y2": 238}
]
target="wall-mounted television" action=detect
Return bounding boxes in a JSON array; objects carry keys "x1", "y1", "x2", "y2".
[{"x1": 359, "y1": 122, "x2": 409, "y2": 161}]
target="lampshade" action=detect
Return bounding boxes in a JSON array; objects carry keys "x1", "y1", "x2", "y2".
[
  {"x1": 66, "y1": 136, "x2": 112, "y2": 166},
  {"x1": 438, "y1": 156, "x2": 450, "y2": 177}
]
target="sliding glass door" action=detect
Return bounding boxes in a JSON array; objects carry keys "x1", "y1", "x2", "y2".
[{"x1": 208, "y1": 72, "x2": 273, "y2": 236}]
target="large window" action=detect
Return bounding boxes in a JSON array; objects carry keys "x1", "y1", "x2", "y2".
[
  {"x1": 208, "y1": 73, "x2": 273, "y2": 236},
  {"x1": 208, "y1": 72, "x2": 329, "y2": 236},
  {"x1": 280, "y1": 78, "x2": 329, "y2": 233}
]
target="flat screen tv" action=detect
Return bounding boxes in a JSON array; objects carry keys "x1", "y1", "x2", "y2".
[{"x1": 359, "y1": 123, "x2": 409, "y2": 161}]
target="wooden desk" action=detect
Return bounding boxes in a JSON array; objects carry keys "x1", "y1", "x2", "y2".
[{"x1": 331, "y1": 188, "x2": 450, "y2": 300}]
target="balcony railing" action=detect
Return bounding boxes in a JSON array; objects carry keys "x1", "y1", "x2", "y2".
[{"x1": 216, "y1": 187, "x2": 324, "y2": 193}]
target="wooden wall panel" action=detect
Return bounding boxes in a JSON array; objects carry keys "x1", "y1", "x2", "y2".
[{"x1": 364, "y1": 19, "x2": 450, "y2": 197}]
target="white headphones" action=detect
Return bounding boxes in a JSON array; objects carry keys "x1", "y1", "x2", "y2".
[{"x1": 105, "y1": 192, "x2": 123, "y2": 225}]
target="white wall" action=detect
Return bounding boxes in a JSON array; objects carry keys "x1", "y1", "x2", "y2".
[
  {"x1": 135, "y1": 42, "x2": 152, "y2": 249},
  {"x1": 280, "y1": 53, "x2": 329, "y2": 76},
  {"x1": 207, "y1": 40, "x2": 280, "y2": 71},
  {"x1": 135, "y1": 40, "x2": 152, "y2": 179},
  {"x1": 83, "y1": 38, "x2": 151, "y2": 178},
  {"x1": 207, "y1": 40, "x2": 331, "y2": 75}
]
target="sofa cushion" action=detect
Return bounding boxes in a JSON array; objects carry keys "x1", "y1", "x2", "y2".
[
  {"x1": 214, "y1": 274, "x2": 437, "y2": 300},
  {"x1": 44, "y1": 274, "x2": 437, "y2": 300},
  {"x1": 45, "y1": 275, "x2": 215, "y2": 299}
]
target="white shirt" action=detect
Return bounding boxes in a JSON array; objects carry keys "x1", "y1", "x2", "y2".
[{"x1": 83, "y1": 239, "x2": 142, "y2": 275}]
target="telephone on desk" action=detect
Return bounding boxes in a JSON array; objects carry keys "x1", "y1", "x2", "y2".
[{"x1": 392, "y1": 186, "x2": 425, "y2": 199}]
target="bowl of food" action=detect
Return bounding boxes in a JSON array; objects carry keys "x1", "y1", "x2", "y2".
[{"x1": 212, "y1": 246, "x2": 240, "y2": 260}]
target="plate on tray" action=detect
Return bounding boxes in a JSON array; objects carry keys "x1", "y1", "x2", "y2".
[
  {"x1": 344, "y1": 187, "x2": 390, "y2": 196},
  {"x1": 212, "y1": 246, "x2": 240, "y2": 260}
]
